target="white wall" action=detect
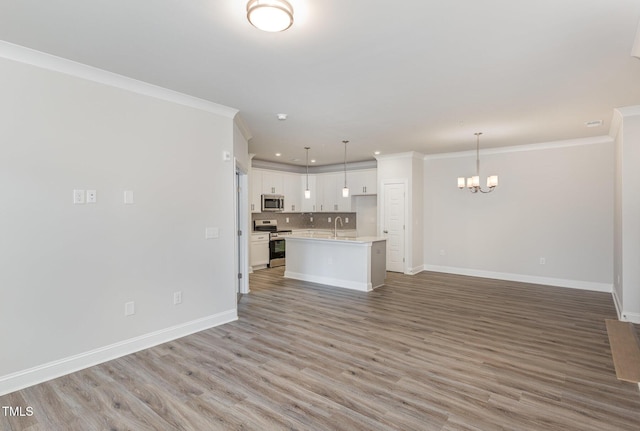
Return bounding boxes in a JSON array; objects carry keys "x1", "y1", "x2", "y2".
[
  {"x1": 376, "y1": 152, "x2": 424, "y2": 274},
  {"x1": 613, "y1": 106, "x2": 640, "y2": 322},
  {"x1": 0, "y1": 46, "x2": 240, "y2": 394},
  {"x1": 423, "y1": 138, "x2": 614, "y2": 291}
]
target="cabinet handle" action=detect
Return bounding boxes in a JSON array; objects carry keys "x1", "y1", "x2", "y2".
[
  {"x1": 334, "y1": 204, "x2": 338, "y2": 211},
  {"x1": 251, "y1": 203, "x2": 254, "y2": 211}
]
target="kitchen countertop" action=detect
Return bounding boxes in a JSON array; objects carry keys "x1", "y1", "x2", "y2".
[{"x1": 287, "y1": 233, "x2": 386, "y2": 243}]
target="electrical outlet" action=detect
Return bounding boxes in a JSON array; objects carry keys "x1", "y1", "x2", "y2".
[
  {"x1": 86, "y1": 190, "x2": 97, "y2": 203},
  {"x1": 73, "y1": 189, "x2": 85, "y2": 204},
  {"x1": 173, "y1": 291, "x2": 182, "y2": 305},
  {"x1": 328, "y1": 217, "x2": 332, "y2": 223},
  {"x1": 124, "y1": 301, "x2": 135, "y2": 316},
  {"x1": 286, "y1": 217, "x2": 289, "y2": 223},
  {"x1": 440, "y1": 249, "x2": 446, "y2": 256},
  {"x1": 539, "y1": 257, "x2": 546, "y2": 265},
  {"x1": 345, "y1": 217, "x2": 349, "y2": 223}
]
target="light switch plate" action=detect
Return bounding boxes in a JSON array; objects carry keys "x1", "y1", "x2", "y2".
[
  {"x1": 205, "y1": 227, "x2": 219, "y2": 239},
  {"x1": 73, "y1": 189, "x2": 85, "y2": 204},
  {"x1": 124, "y1": 190, "x2": 134, "y2": 204},
  {"x1": 124, "y1": 301, "x2": 135, "y2": 316}
]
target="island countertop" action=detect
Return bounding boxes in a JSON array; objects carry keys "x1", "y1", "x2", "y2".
[{"x1": 286, "y1": 234, "x2": 387, "y2": 244}]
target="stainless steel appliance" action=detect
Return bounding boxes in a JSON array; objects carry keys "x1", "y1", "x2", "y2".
[
  {"x1": 254, "y1": 219, "x2": 292, "y2": 267},
  {"x1": 261, "y1": 194, "x2": 285, "y2": 212}
]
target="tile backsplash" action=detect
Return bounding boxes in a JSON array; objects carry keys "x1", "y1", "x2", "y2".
[{"x1": 252, "y1": 212, "x2": 357, "y2": 231}]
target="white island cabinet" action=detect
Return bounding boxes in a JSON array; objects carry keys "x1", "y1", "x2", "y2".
[{"x1": 284, "y1": 235, "x2": 386, "y2": 291}]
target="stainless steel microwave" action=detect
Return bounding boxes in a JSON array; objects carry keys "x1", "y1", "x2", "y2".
[{"x1": 261, "y1": 194, "x2": 284, "y2": 212}]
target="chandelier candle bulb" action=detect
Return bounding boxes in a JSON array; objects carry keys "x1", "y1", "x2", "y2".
[
  {"x1": 487, "y1": 175, "x2": 499, "y2": 188},
  {"x1": 458, "y1": 177, "x2": 465, "y2": 188}
]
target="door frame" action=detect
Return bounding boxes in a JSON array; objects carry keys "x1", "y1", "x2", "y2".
[
  {"x1": 235, "y1": 162, "x2": 250, "y2": 295},
  {"x1": 379, "y1": 179, "x2": 409, "y2": 274}
]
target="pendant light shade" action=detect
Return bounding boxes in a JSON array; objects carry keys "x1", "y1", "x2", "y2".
[
  {"x1": 342, "y1": 140, "x2": 349, "y2": 198},
  {"x1": 304, "y1": 147, "x2": 311, "y2": 199},
  {"x1": 246, "y1": 0, "x2": 294, "y2": 32}
]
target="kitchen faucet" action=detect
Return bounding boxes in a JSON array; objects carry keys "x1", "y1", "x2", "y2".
[{"x1": 334, "y1": 216, "x2": 343, "y2": 238}]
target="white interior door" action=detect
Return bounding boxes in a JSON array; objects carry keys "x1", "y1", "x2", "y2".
[{"x1": 383, "y1": 182, "x2": 406, "y2": 272}]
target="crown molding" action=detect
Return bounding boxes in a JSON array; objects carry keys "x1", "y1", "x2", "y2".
[
  {"x1": 252, "y1": 159, "x2": 377, "y2": 174},
  {"x1": 423, "y1": 135, "x2": 613, "y2": 160},
  {"x1": 0, "y1": 40, "x2": 238, "y2": 119},
  {"x1": 375, "y1": 151, "x2": 425, "y2": 162}
]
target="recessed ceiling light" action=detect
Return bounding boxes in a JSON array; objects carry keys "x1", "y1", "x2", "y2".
[
  {"x1": 277, "y1": 113, "x2": 288, "y2": 121},
  {"x1": 374, "y1": 151, "x2": 381, "y2": 155},
  {"x1": 310, "y1": 159, "x2": 316, "y2": 163},
  {"x1": 275, "y1": 153, "x2": 281, "y2": 157},
  {"x1": 585, "y1": 120, "x2": 603, "y2": 127}
]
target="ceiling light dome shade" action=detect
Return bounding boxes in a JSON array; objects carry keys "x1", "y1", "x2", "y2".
[{"x1": 247, "y1": 0, "x2": 294, "y2": 32}]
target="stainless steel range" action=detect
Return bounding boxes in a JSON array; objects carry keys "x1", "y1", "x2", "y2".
[{"x1": 254, "y1": 219, "x2": 292, "y2": 268}]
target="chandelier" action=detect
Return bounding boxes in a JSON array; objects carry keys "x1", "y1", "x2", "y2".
[{"x1": 457, "y1": 132, "x2": 498, "y2": 193}]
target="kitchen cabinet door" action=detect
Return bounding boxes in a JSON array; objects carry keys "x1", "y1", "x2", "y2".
[
  {"x1": 318, "y1": 173, "x2": 338, "y2": 212},
  {"x1": 250, "y1": 235, "x2": 269, "y2": 267},
  {"x1": 250, "y1": 169, "x2": 262, "y2": 213},
  {"x1": 349, "y1": 169, "x2": 377, "y2": 195},
  {"x1": 262, "y1": 171, "x2": 284, "y2": 195},
  {"x1": 283, "y1": 172, "x2": 301, "y2": 212}
]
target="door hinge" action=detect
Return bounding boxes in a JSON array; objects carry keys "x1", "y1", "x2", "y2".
[
  {"x1": 238, "y1": 273, "x2": 243, "y2": 279},
  {"x1": 238, "y1": 230, "x2": 242, "y2": 236},
  {"x1": 403, "y1": 258, "x2": 405, "y2": 262}
]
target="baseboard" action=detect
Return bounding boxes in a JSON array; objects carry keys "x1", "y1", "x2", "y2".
[
  {"x1": 0, "y1": 309, "x2": 237, "y2": 396},
  {"x1": 284, "y1": 270, "x2": 372, "y2": 291},
  {"x1": 406, "y1": 265, "x2": 425, "y2": 276},
  {"x1": 612, "y1": 289, "x2": 623, "y2": 320},
  {"x1": 422, "y1": 265, "x2": 613, "y2": 293},
  {"x1": 620, "y1": 311, "x2": 640, "y2": 324}
]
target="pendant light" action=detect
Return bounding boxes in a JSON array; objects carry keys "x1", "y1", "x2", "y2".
[
  {"x1": 342, "y1": 140, "x2": 349, "y2": 198},
  {"x1": 304, "y1": 147, "x2": 311, "y2": 199},
  {"x1": 246, "y1": 0, "x2": 294, "y2": 32},
  {"x1": 457, "y1": 132, "x2": 498, "y2": 193}
]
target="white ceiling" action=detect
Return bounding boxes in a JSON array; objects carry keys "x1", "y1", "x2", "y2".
[{"x1": 1, "y1": 0, "x2": 640, "y2": 166}]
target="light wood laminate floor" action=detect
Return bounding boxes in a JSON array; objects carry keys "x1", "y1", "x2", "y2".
[{"x1": 1, "y1": 269, "x2": 639, "y2": 430}]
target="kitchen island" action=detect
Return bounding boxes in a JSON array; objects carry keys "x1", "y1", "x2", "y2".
[{"x1": 284, "y1": 234, "x2": 386, "y2": 291}]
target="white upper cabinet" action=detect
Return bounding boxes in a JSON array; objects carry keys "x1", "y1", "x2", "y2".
[
  {"x1": 348, "y1": 169, "x2": 377, "y2": 195},
  {"x1": 250, "y1": 167, "x2": 375, "y2": 213},
  {"x1": 250, "y1": 169, "x2": 262, "y2": 213},
  {"x1": 316, "y1": 172, "x2": 351, "y2": 212},
  {"x1": 283, "y1": 172, "x2": 301, "y2": 212},
  {"x1": 261, "y1": 171, "x2": 284, "y2": 195}
]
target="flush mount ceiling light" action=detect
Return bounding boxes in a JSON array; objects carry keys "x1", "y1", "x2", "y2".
[
  {"x1": 247, "y1": 0, "x2": 294, "y2": 32},
  {"x1": 457, "y1": 132, "x2": 498, "y2": 194}
]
